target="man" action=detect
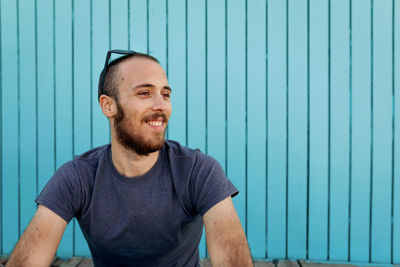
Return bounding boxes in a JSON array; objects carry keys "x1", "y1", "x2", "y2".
[{"x1": 7, "y1": 50, "x2": 252, "y2": 267}]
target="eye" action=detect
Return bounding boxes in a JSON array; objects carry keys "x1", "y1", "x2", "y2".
[
  {"x1": 137, "y1": 91, "x2": 150, "y2": 96},
  {"x1": 163, "y1": 92, "x2": 171, "y2": 98}
]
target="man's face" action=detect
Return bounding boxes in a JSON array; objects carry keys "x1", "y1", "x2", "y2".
[{"x1": 112, "y1": 57, "x2": 172, "y2": 155}]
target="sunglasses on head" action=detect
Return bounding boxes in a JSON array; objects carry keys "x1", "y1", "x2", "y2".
[{"x1": 98, "y1": 49, "x2": 136, "y2": 97}]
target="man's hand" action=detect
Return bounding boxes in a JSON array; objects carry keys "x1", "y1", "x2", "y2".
[
  {"x1": 6, "y1": 205, "x2": 67, "y2": 267},
  {"x1": 203, "y1": 197, "x2": 253, "y2": 267}
]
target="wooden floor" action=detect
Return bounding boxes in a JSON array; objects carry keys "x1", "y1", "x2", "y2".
[{"x1": 1, "y1": 256, "x2": 398, "y2": 267}]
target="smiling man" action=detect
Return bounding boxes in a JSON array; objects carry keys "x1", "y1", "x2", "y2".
[{"x1": 6, "y1": 51, "x2": 252, "y2": 267}]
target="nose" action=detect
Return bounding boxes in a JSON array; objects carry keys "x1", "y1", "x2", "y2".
[{"x1": 151, "y1": 93, "x2": 167, "y2": 111}]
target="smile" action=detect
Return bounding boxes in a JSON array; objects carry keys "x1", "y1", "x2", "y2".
[
  {"x1": 147, "y1": 120, "x2": 163, "y2": 127},
  {"x1": 145, "y1": 120, "x2": 166, "y2": 130}
]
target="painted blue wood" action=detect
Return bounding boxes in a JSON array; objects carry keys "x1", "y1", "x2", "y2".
[
  {"x1": 330, "y1": 0, "x2": 350, "y2": 261},
  {"x1": 371, "y1": 0, "x2": 393, "y2": 263},
  {"x1": 148, "y1": 0, "x2": 167, "y2": 68},
  {"x1": 18, "y1": 0, "x2": 37, "y2": 238},
  {"x1": 73, "y1": 0, "x2": 92, "y2": 256},
  {"x1": 206, "y1": 0, "x2": 227, "y2": 258},
  {"x1": 37, "y1": 0, "x2": 55, "y2": 194},
  {"x1": 308, "y1": 0, "x2": 329, "y2": 260},
  {"x1": 130, "y1": 0, "x2": 148, "y2": 53},
  {"x1": 92, "y1": 0, "x2": 110, "y2": 149},
  {"x1": 206, "y1": 0, "x2": 227, "y2": 174},
  {"x1": 187, "y1": 0, "x2": 206, "y2": 152},
  {"x1": 111, "y1": 0, "x2": 128, "y2": 51},
  {"x1": 54, "y1": 0, "x2": 74, "y2": 258},
  {"x1": 226, "y1": 0, "x2": 246, "y2": 237},
  {"x1": 287, "y1": 0, "x2": 308, "y2": 259},
  {"x1": 247, "y1": 0, "x2": 267, "y2": 258},
  {"x1": 350, "y1": 0, "x2": 371, "y2": 262},
  {"x1": 267, "y1": 0, "x2": 287, "y2": 259},
  {"x1": 206, "y1": 0, "x2": 226, "y2": 172},
  {"x1": 394, "y1": 1, "x2": 400, "y2": 263},
  {"x1": 167, "y1": 0, "x2": 186, "y2": 144},
  {"x1": 187, "y1": 0, "x2": 207, "y2": 258},
  {"x1": 2, "y1": 0, "x2": 19, "y2": 254}
]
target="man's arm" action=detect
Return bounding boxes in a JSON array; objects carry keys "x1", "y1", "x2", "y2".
[
  {"x1": 6, "y1": 205, "x2": 67, "y2": 267},
  {"x1": 203, "y1": 197, "x2": 253, "y2": 267}
]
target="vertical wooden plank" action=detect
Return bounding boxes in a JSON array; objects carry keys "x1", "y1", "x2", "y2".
[
  {"x1": 350, "y1": 0, "x2": 371, "y2": 262},
  {"x1": 227, "y1": 0, "x2": 246, "y2": 235},
  {"x1": 206, "y1": 0, "x2": 226, "y2": 170},
  {"x1": 167, "y1": 0, "x2": 186, "y2": 144},
  {"x1": 37, "y1": 0, "x2": 54, "y2": 193},
  {"x1": 287, "y1": 0, "x2": 308, "y2": 259},
  {"x1": 73, "y1": 0, "x2": 91, "y2": 256},
  {"x1": 148, "y1": 0, "x2": 166, "y2": 67},
  {"x1": 267, "y1": 0, "x2": 287, "y2": 258},
  {"x1": 371, "y1": 0, "x2": 393, "y2": 263},
  {"x1": 55, "y1": 0, "x2": 73, "y2": 257},
  {"x1": 308, "y1": 0, "x2": 329, "y2": 260},
  {"x1": 1, "y1": 0, "x2": 19, "y2": 254},
  {"x1": 37, "y1": 0, "x2": 57, "y2": 256},
  {"x1": 206, "y1": 0, "x2": 226, "y2": 257},
  {"x1": 247, "y1": 0, "x2": 266, "y2": 258},
  {"x1": 187, "y1": 0, "x2": 206, "y2": 258},
  {"x1": 187, "y1": 0, "x2": 205, "y2": 152},
  {"x1": 0, "y1": 0, "x2": 3, "y2": 255},
  {"x1": 111, "y1": 0, "x2": 128, "y2": 50},
  {"x1": 130, "y1": 0, "x2": 148, "y2": 53},
  {"x1": 19, "y1": 0, "x2": 37, "y2": 237},
  {"x1": 330, "y1": 0, "x2": 350, "y2": 261},
  {"x1": 148, "y1": 0, "x2": 167, "y2": 136},
  {"x1": 92, "y1": 0, "x2": 109, "y2": 148},
  {"x1": 394, "y1": 1, "x2": 400, "y2": 263}
]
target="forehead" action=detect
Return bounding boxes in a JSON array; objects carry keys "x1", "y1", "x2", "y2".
[{"x1": 117, "y1": 57, "x2": 167, "y2": 85}]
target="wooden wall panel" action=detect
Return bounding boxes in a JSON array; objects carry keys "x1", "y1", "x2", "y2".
[
  {"x1": 371, "y1": 0, "x2": 393, "y2": 263},
  {"x1": 18, "y1": 0, "x2": 37, "y2": 244},
  {"x1": 2, "y1": 0, "x2": 19, "y2": 255},
  {"x1": 54, "y1": 0, "x2": 74, "y2": 258},
  {"x1": 287, "y1": 0, "x2": 308, "y2": 259},
  {"x1": 350, "y1": 0, "x2": 371, "y2": 262},
  {"x1": 394, "y1": 1, "x2": 400, "y2": 263},
  {"x1": 247, "y1": 0, "x2": 266, "y2": 259},
  {"x1": 308, "y1": 0, "x2": 329, "y2": 260},
  {"x1": 73, "y1": 0, "x2": 92, "y2": 256},
  {"x1": 267, "y1": 0, "x2": 287, "y2": 259},
  {"x1": 330, "y1": 0, "x2": 350, "y2": 261}
]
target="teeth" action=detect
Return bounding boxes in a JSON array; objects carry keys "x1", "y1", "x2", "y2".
[{"x1": 148, "y1": 121, "x2": 162, "y2": 127}]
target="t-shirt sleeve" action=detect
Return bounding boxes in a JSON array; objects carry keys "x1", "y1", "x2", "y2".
[
  {"x1": 35, "y1": 161, "x2": 82, "y2": 223},
  {"x1": 190, "y1": 152, "x2": 238, "y2": 216}
]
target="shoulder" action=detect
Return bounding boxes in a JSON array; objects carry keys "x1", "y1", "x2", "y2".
[
  {"x1": 39, "y1": 145, "x2": 110, "y2": 218},
  {"x1": 73, "y1": 144, "x2": 109, "y2": 167},
  {"x1": 165, "y1": 140, "x2": 222, "y2": 179},
  {"x1": 165, "y1": 140, "x2": 215, "y2": 162},
  {"x1": 50, "y1": 144, "x2": 109, "y2": 187},
  {"x1": 164, "y1": 140, "x2": 222, "y2": 214},
  {"x1": 165, "y1": 140, "x2": 198, "y2": 158},
  {"x1": 71, "y1": 144, "x2": 110, "y2": 176}
]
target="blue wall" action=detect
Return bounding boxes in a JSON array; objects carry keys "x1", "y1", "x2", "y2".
[{"x1": 1, "y1": 0, "x2": 400, "y2": 265}]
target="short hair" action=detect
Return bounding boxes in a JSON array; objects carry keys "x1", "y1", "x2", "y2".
[{"x1": 98, "y1": 52, "x2": 160, "y2": 101}]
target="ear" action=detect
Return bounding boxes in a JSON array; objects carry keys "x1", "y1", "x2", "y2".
[{"x1": 99, "y1": 95, "x2": 117, "y2": 118}]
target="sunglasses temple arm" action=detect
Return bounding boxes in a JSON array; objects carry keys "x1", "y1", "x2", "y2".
[{"x1": 99, "y1": 52, "x2": 112, "y2": 96}]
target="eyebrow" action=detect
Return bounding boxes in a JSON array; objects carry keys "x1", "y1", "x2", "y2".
[{"x1": 133, "y1": 83, "x2": 172, "y2": 92}]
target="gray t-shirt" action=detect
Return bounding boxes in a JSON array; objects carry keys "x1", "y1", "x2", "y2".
[{"x1": 35, "y1": 140, "x2": 238, "y2": 267}]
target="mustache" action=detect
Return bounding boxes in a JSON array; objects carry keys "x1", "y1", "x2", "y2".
[{"x1": 142, "y1": 112, "x2": 168, "y2": 122}]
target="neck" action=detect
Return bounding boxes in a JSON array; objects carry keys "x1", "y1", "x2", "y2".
[{"x1": 110, "y1": 138, "x2": 160, "y2": 177}]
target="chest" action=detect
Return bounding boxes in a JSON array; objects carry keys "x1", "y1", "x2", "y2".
[{"x1": 79, "y1": 173, "x2": 195, "y2": 259}]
